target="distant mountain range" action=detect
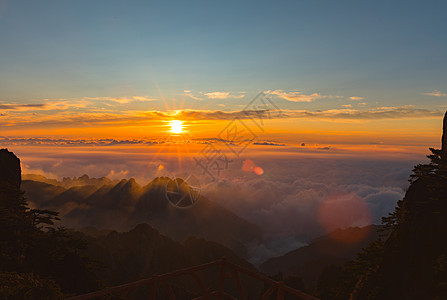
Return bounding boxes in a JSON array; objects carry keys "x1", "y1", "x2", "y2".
[
  {"x1": 77, "y1": 223, "x2": 265, "y2": 299},
  {"x1": 261, "y1": 225, "x2": 381, "y2": 285},
  {"x1": 21, "y1": 174, "x2": 262, "y2": 258}
]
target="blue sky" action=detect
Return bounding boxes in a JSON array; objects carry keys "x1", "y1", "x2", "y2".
[
  {"x1": 1, "y1": 0, "x2": 446, "y2": 109},
  {"x1": 0, "y1": 0, "x2": 446, "y2": 150}
]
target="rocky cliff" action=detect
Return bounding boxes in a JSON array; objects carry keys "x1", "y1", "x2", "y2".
[
  {"x1": 442, "y1": 111, "x2": 447, "y2": 153},
  {"x1": 350, "y1": 111, "x2": 447, "y2": 300},
  {"x1": 0, "y1": 148, "x2": 21, "y2": 189}
]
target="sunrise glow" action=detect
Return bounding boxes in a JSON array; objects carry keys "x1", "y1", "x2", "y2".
[{"x1": 170, "y1": 120, "x2": 183, "y2": 134}]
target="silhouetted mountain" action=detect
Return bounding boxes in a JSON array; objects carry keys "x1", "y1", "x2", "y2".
[
  {"x1": 22, "y1": 174, "x2": 60, "y2": 186},
  {"x1": 0, "y1": 148, "x2": 21, "y2": 189},
  {"x1": 23, "y1": 173, "x2": 119, "y2": 188},
  {"x1": 0, "y1": 149, "x2": 98, "y2": 298},
  {"x1": 79, "y1": 223, "x2": 263, "y2": 299},
  {"x1": 22, "y1": 175, "x2": 262, "y2": 258},
  {"x1": 443, "y1": 110, "x2": 447, "y2": 152},
  {"x1": 346, "y1": 111, "x2": 447, "y2": 300},
  {"x1": 61, "y1": 174, "x2": 119, "y2": 188},
  {"x1": 77, "y1": 226, "x2": 113, "y2": 238},
  {"x1": 261, "y1": 225, "x2": 380, "y2": 285},
  {"x1": 316, "y1": 111, "x2": 447, "y2": 300},
  {"x1": 21, "y1": 180, "x2": 65, "y2": 206}
]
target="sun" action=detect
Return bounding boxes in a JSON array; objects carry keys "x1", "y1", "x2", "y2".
[{"x1": 170, "y1": 120, "x2": 183, "y2": 134}]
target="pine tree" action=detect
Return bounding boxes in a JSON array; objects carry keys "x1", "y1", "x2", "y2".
[{"x1": 0, "y1": 178, "x2": 98, "y2": 297}]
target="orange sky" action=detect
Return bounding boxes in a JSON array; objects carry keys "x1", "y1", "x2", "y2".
[{"x1": 1, "y1": 114, "x2": 443, "y2": 154}]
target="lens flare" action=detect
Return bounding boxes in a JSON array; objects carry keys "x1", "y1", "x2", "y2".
[{"x1": 317, "y1": 192, "x2": 372, "y2": 244}]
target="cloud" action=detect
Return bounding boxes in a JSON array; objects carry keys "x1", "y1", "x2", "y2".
[
  {"x1": 17, "y1": 148, "x2": 413, "y2": 236},
  {"x1": 199, "y1": 155, "x2": 413, "y2": 261},
  {"x1": 253, "y1": 141, "x2": 286, "y2": 146},
  {"x1": 107, "y1": 169, "x2": 129, "y2": 179},
  {"x1": 0, "y1": 103, "x2": 48, "y2": 111},
  {"x1": 0, "y1": 137, "x2": 163, "y2": 146},
  {"x1": 14, "y1": 143, "x2": 417, "y2": 261},
  {"x1": 265, "y1": 90, "x2": 324, "y2": 102},
  {"x1": 342, "y1": 104, "x2": 352, "y2": 108},
  {"x1": 349, "y1": 96, "x2": 365, "y2": 100},
  {"x1": 21, "y1": 163, "x2": 58, "y2": 180},
  {"x1": 0, "y1": 99, "x2": 91, "y2": 111},
  {"x1": 184, "y1": 91, "x2": 203, "y2": 100},
  {"x1": 423, "y1": 90, "x2": 447, "y2": 97},
  {"x1": 205, "y1": 92, "x2": 230, "y2": 99},
  {"x1": 279, "y1": 106, "x2": 443, "y2": 120},
  {"x1": 0, "y1": 106, "x2": 443, "y2": 129},
  {"x1": 0, "y1": 137, "x2": 288, "y2": 147},
  {"x1": 85, "y1": 96, "x2": 157, "y2": 104},
  {"x1": 205, "y1": 92, "x2": 245, "y2": 99},
  {"x1": 132, "y1": 96, "x2": 157, "y2": 102},
  {"x1": 184, "y1": 91, "x2": 245, "y2": 100}
]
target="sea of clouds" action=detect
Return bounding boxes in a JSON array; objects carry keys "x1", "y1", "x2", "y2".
[{"x1": 8, "y1": 144, "x2": 425, "y2": 262}]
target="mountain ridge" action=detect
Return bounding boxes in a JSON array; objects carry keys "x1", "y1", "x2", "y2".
[
  {"x1": 260, "y1": 225, "x2": 381, "y2": 286},
  {"x1": 21, "y1": 175, "x2": 263, "y2": 259}
]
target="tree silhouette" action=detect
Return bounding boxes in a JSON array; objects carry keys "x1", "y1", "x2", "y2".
[
  {"x1": 0, "y1": 176, "x2": 98, "y2": 298},
  {"x1": 316, "y1": 112, "x2": 447, "y2": 300}
]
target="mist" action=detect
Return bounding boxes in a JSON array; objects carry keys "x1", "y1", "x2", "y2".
[{"x1": 10, "y1": 144, "x2": 423, "y2": 262}]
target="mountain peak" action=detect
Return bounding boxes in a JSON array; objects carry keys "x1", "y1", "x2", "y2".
[
  {"x1": 0, "y1": 148, "x2": 21, "y2": 189},
  {"x1": 442, "y1": 110, "x2": 447, "y2": 152}
]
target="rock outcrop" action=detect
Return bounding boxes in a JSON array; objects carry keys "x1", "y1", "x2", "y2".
[
  {"x1": 0, "y1": 148, "x2": 21, "y2": 189},
  {"x1": 350, "y1": 110, "x2": 447, "y2": 300},
  {"x1": 442, "y1": 111, "x2": 447, "y2": 152}
]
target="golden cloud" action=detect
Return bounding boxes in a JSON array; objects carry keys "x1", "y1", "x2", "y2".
[
  {"x1": 423, "y1": 90, "x2": 447, "y2": 97},
  {"x1": 265, "y1": 90, "x2": 324, "y2": 102},
  {"x1": 205, "y1": 92, "x2": 245, "y2": 99},
  {"x1": 349, "y1": 96, "x2": 365, "y2": 100}
]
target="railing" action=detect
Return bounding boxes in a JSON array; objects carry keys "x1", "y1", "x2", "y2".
[{"x1": 65, "y1": 257, "x2": 320, "y2": 300}]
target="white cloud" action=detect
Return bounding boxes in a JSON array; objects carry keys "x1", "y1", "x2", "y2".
[
  {"x1": 205, "y1": 92, "x2": 230, "y2": 99},
  {"x1": 265, "y1": 90, "x2": 324, "y2": 102},
  {"x1": 349, "y1": 96, "x2": 365, "y2": 100},
  {"x1": 205, "y1": 92, "x2": 245, "y2": 99},
  {"x1": 423, "y1": 90, "x2": 447, "y2": 97},
  {"x1": 131, "y1": 96, "x2": 157, "y2": 102},
  {"x1": 185, "y1": 91, "x2": 245, "y2": 100},
  {"x1": 184, "y1": 91, "x2": 203, "y2": 100}
]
